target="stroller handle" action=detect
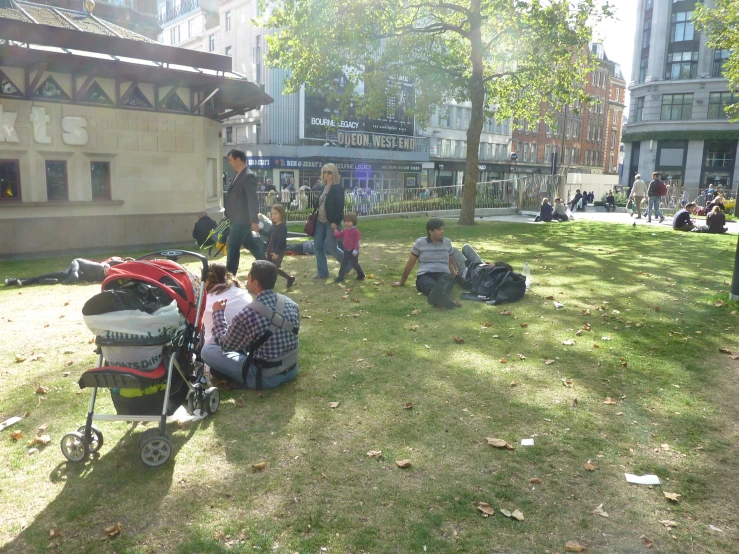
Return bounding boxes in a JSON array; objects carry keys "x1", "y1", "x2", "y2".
[{"x1": 137, "y1": 250, "x2": 209, "y2": 281}]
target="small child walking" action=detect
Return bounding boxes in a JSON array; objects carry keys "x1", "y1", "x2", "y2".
[
  {"x1": 267, "y1": 204, "x2": 296, "y2": 288},
  {"x1": 332, "y1": 212, "x2": 365, "y2": 282}
]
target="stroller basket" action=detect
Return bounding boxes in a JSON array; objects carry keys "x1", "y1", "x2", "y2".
[
  {"x1": 79, "y1": 364, "x2": 167, "y2": 390},
  {"x1": 95, "y1": 335, "x2": 173, "y2": 347}
]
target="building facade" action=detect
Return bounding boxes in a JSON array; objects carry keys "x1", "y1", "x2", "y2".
[
  {"x1": 511, "y1": 44, "x2": 626, "y2": 179},
  {"x1": 621, "y1": 0, "x2": 739, "y2": 191},
  {"x1": 0, "y1": 0, "x2": 271, "y2": 256},
  {"x1": 34, "y1": 0, "x2": 160, "y2": 39}
]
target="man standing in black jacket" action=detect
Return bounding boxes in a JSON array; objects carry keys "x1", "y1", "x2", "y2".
[{"x1": 225, "y1": 149, "x2": 266, "y2": 275}]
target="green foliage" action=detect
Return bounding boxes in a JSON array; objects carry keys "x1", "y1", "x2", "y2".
[{"x1": 696, "y1": 0, "x2": 739, "y2": 120}]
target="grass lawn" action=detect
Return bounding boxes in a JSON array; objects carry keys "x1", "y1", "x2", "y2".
[{"x1": 0, "y1": 218, "x2": 738, "y2": 554}]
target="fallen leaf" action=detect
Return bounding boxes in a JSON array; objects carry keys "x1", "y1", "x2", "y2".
[
  {"x1": 640, "y1": 535, "x2": 654, "y2": 548},
  {"x1": 660, "y1": 520, "x2": 677, "y2": 528},
  {"x1": 621, "y1": 362, "x2": 628, "y2": 368},
  {"x1": 234, "y1": 397, "x2": 246, "y2": 407},
  {"x1": 512, "y1": 509, "x2": 524, "y2": 521},
  {"x1": 517, "y1": 354, "x2": 526, "y2": 360},
  {"x1": 452, "y1": 336, "x2": 465, "y2": 344},
  {"x1": 500, "y1": 508, "x2": 512, "y2": 518},
  {"x1": 403, "y1": 402, "x2": 413, "y2": 409},
  {"x1": 635, "y1": 322, "x2": 643, "y2": 328},
  {"x1": 575, "y1": 329, "x2": 583, "y2": 336},
  {"x1": 411, "y1": 309, "x2": 421, "y2": 315},
  {"x1": 663, "y1": 492, "x2": 681, "y2": 502},
  {"x1": 35, "y1": 386, "x2": 49, "y2": 395},
  {"x1": 49, "y1": 528, "x2": 61, "y2": 539},
  {"x1": 562, "y1": 339, "x2": 575, "y2": 346},
  {"x1": 10, "y1": 430, "x2": 22, "y2": 440},
  {"x1": 571, "y1": 397, "x2": 579, "y2": 407},
  {"x1": 592, "y1": 344, "x2": 600, "y2": 349},
  {"x1": 64, "y1": 301, "x2": 70, "y2": 306},
  {"x1": 584, "y1": 460, "x2": 598, "y2": 471},
  {"x1": 719, "y1": 348, "x2": 732, "y2": 354},
  {"x1": 510, "y1": 380, "x2": 519, "y2": 387},
  {"x1": 592, "y1": 503, "x2": 609, "y2": 517},
  {"x1": 104, "y1": 523, "x2": 122, "y2": 537},
  {"x1": 481, "y1": 321, "x2": 493, "y2": 327},
  {"x1": 545, "y1": 359, "x2": 555, "y2": 365},
  {"x1": 499, "y1": 310, "x2": 512, "y2": 316},
  {"x1": 37, "y1": 423, "x2": 48, "y2": 432},
  {"x1": 581, "y1": 309, "x2": 591, "y2": 315},
  {"x1": 396, "y1": 459, "x2": 412, "y2": 468},
  {"x1": 545, "y1": 295, "x2": 554, "y2": 300},
  {"x1": 695, "y1": 330, "x2": 703, "y2": 335},
  {"x1": 386, "y1": 351, "x2": 394, "y2": 357},
  {"x1": 367, "y1": 450, "x2": 383, "y2": 458},
  {"x1": 565, "y1": 541, "x2": 586, "y2": 552},
  {"x1": 28, "y1": 434, "x2": 51, "y2": 446},
  {"x1": 562, "y1": 378, "x2": 573, "y2": 388},
  {"x1": 328, "y1": 402, "x2": 340, "y2": 408},
  {"x1": 409, "y1": 325, "x2": 419, "y2": 331},
  {"x1": 424, "y1": 344, "x2": 430, "y2": 349},
  {"x1": 715, "y1": 300, "x2": 724, "y2": 307},
  {"x1": 252, "y1": 461, "x2": 267, "y2": 470},
  {"x1": 603, "y1": 397, "x2": 617, "y2": 405},
  {"x1": 499, "y1": 358, "x2": 507, "y2": 364},
  {"x1": 14, "y1": 354, "x2": 26, "y2": 363},
  {"x1": 487, "y1": 437, "x2": 508, "y2": 448},
  {"x1": 477, "y1": 502, "x2": 494, "y2": 517},
  {"x1": 529, "y1": 477, "x2": 542, "y2": 484},
  {"x1": 519, "y1": 323, "x2": 528, "y2": 328},
  {"x1": 660, "y1": 443, "x2": 670, "y2": 451}
]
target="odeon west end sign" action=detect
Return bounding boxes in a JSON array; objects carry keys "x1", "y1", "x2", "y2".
[{"x1": 0, "y1": 104, "x2": 89, "y2": 146}]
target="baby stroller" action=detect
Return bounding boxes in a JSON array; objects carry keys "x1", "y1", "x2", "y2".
[{"x1": 60, "y1": 250, "x2": 219, "y2": 468}]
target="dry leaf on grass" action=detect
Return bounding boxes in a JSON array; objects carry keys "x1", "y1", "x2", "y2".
[
  {"x1": 328, "y1": 402, "x2": 340, "y2": 408},
  {"x1": 35, "y1": 386, "x2": 49, "y2": 395},
  {"x1": 366, "y1": 450, "x2": 382, "y2": 458},
  {"x1": 562, "y1": 378, "x2": 573, "y2": 388},
  {"x1": 575, "y1": 329, "x2": 583, "y2": 336},
  {"x1": 499, "y1": 310, "x2": 512, "y2": 316},
  {"x1": 28, "y1": 434, "x2": 51, "y2": 446},
  {"x1": 663, "y1": 492, "x2": 681, "y2": 502},
  {"x1": 621, "y1": 361, "x2": 629, "y2": 368},
  {"x1": 545, "y1": 359, "x2": 555, "y2": 365},
  {"x1": 251, "y1": 461, "x2": 267, "y2": 470},
  {"x1": 37, "y1": 423, "x2": 48, "y2": 432},
  {"x1": 592, "y1": 344, "x2": 600, "y2": 349},
  {"x1": 719, "y1": 348, "x2": 732, "y2": 354},
  {"x1": 10, "y1": 430, "x2": 22, "y2": 441},
  {"x1": 408, "y1": 325, "x2": 419, "y2": 332},
  {"x1": 715, "y1": 300, "x2": 724, "y2": 307},
  {"x1": 452, "y1": 336, "x2": 465, "y2": 344},
  {"x1": 424, "y1": 344, "x2": 430, "y2": 350},
  {"x1": 500, "y1": 508, "x2": 512, "y2": 518},
  {"x1": 411, "y1": 309, "x2": 421, "y2": 315},
  {"x1": 476, "y1": 502, "x2": 494, "y2": 517},
  {"x1": 403, "y1": 402, "x2": 413, "y2": 409},
  {"x1": 234, "y1": 397, "x2": 245, "y2": 407},
  {"x1": 529, "y1": 477, "x2": 542, "y2": 484},
  {"x1": 660, "y1": 520, "x2": 677, "y2": 528},
  {"x1": 510, "y1": 380, "x2": 519, "y2": 387},
  {"x1": 14, "y1": 355, "x2": 26, "y2": 363},
  {"x1": 481, "y1": 321, "x2": 493, "y2": 327},
  {"x1": 48, "y1": 528, "x2": 61, "y2": 539},
  {"x1": 592, "y1": 504, "x2": 609, "y2": 517},
  {"x1": 499, "y1": 358, "x2": 507, "y2": 363},
  {"x1": 545, "y1": 295, "x2": 555, "y2": 300},
  {"x1": 660, "y1": 443, "x2": 670, "y2": 451},
  {"x1": 396, "y1": 459, "x2": 412, "y2": 468},
  {"x1": 104, "y1": 523, "x2": 122, "y2": 537},
  {"x1": 565, "y1": 541, "x2": 586, "y2": 552},
  {"x1": 519, "y1": 323, "x2": 528, "y2": 328},
  {"x1": 517, "y1": 354, "x2": 526, "y2": 360},
  {"x1": 603, "y1": 397, "x2": 617, "y2": 405},
  {"x1": 487, "y1": 437, "x2": 515, "y2": 450},
  {"x1": 562, "y1": 339, "x2": 575, "y2": 346},
  {"x1": 640, "y1": 535, "x2": 654, "y2": 548},
  {"x1": 571, "y1": 397, "x2": 579, "y2": 407},
  {"x1": 584, "y1": 460, "x2": 598, "y2": 471}
]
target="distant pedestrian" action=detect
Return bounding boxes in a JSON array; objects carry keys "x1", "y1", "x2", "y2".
[
  {"x1": 646, "y1": 172, "x2": 665, "y2": 223},
  {"x1": 332, "y1": 212, "x2": 365, "y2": 282},
  {"x1": 266, "y1": 204, "x2": 296, "y2": 288},
  {"x1": 224, "y1": 149, "x2": 266, "y2": 275},
  {"x1": 312, "y1": 163, "x2": 345, "y2": 279},
  {"x1": 629, "y1": 174, "x2": 646, "y2": 219}
]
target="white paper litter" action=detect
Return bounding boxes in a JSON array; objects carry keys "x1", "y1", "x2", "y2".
[
  {"x1": 553, "y1": 301, "x2": 565, "y2": 309},
  {"x1": 520, "y1": 438, "x2": 535, "y2": 446},
  {"x1": 624, "y1": 473, "x2": 661, "y2": 485},
  {"x1": 166, "y1": 405, "x2": 207, "y2": 423},
  {"x1": 0, "y1": 416, "x2": 22, "y2": 432},
  {"x1": 708, "y1": 524, "x2": 723, "y2": 533}
]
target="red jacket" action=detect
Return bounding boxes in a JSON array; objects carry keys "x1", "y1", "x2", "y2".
[{"x1": 334, "y1": 226, "x2": 361, "y2": 252}]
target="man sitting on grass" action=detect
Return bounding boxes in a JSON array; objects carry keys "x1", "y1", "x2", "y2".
[
  {"x1": 672, "y1": 202, "x2": 697, "y2": 232},
  {"x1": 202, "y1": 260, "x2": 299, "y2": 390},
  {"x1": 4, "y1": 257, "x2": 130, "y2": 287}
]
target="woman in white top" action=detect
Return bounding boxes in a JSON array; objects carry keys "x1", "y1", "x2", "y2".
[{"x1": 201, "y1": 262, "x2": 252, "y2": 348}]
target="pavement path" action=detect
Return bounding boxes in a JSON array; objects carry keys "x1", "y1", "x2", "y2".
[{"x1": 479, "y1": 209, "x2": 739, "y2": 235}]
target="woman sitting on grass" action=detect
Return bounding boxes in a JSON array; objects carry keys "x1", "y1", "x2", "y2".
[
  {"x1": 552, "y1": 198, "x2": 569, "y2": 222},
  {"x1": 534, "y1": 198, "x2": 554, "y2": 222},
  {"x1": 392, "y1": 218, "x2": 461, "y2": 309}
]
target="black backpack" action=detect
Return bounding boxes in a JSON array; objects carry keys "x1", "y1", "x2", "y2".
[{"x1": 466, "y1": 262, "x2": 527, "y2": 305}]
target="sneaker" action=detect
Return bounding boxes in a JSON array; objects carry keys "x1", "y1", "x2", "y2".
[
  {"x1": 334, "y1": 277, "x2": 345, "y2": 283},
  {"x1": 659, "y1": 216, "x2": 665, "y2": 223},
  {"x1": 4, "y1": 278, "x2": 16, "y2": 286},
  {"x1": 286, "y1": 276, "x2": 296, "y2": 288}
]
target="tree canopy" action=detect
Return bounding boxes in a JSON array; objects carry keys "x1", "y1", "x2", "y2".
[
  {"x1": 262, "y1": 0, "x2": 612, "y2": 223},
  {"x1": 696, "y1": 0, "x2": 739, "y2": 120}
]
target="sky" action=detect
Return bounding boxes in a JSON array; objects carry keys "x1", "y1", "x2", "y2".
[{"x1": 596, "y1": 0, "x2": 639, "y2": 105}]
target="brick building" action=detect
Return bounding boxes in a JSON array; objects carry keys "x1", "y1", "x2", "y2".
[{"x1": 511, "y1": 44, "x2": 626, "y2": 177}]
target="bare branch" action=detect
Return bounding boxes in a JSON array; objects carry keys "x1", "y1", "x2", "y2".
[{"x1": 406, "y1": 1, "x2": 471, "y2": 16}]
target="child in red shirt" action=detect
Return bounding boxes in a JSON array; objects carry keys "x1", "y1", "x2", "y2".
[{"x1": 331, "y1": 212, "x2": 365, "y2": 282}]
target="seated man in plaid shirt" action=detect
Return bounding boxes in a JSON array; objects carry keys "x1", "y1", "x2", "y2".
[{"x1": 202, "y1": 260, "x2": 300, "y2": 389}]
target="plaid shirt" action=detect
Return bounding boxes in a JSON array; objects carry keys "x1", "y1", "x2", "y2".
[{"x1": 212, "y1": 290, "x2": 300, "y2": 360}]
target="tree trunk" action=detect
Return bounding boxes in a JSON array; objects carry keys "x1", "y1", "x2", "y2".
[{"x1": 458, "y1": 0, "x2": 485, "y2": 226}]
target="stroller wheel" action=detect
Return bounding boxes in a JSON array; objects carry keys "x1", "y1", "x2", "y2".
[
  {"x1": 77, "y1": 425, "x2": 104, "y2": 453},
  {"x1": 60, "y1": 432, "x2": 89, "y2": 463},
  {"x1": 186, "y1": 388, "x2": 200, "y2": 415},
  {"x1": 140, "y1": 435, "x2": 172, "y2": 468},
  {"x1": 203, "y1": 387, "x2": 220, "y2": 415},
  {"x1": 137, "y1": 428, "x2": 168, "y2": 451}
]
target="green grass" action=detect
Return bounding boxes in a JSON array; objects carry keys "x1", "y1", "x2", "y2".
[{"x1": 0, "y1": 218, "x2": 738, "y2": 554}]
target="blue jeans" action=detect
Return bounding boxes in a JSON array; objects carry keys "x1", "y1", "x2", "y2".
[
  {"x1": 647, "y1": 196, "x2": 663, "y2": 221},
  {"x1": 201, "y1": 344, "x2": 298, "y2": 390},
  {"x1": 314, "y1": 220, "x2": 344, "y2": 278},
  {"x1": 226, "y1": 223, "x2": 265, "y2": 275}
]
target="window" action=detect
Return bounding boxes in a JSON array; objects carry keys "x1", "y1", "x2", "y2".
[
  {"x1": 666, "y1": 51, "x2": 698, "y2": 80},
  {"x1": 544, "y1": 145, "x2": 551, "y2": 163},
  {"x1": 661, "y1": 93, "x2": 693, "y2": 120},
  {"x1": 463, "y1": 108, "x2": 471, "y2": 130},
  {"x1": 45, "y1": 161, "x2": 67, "y2": 201},
  {"x1": 209, "y1": 34, "x2": 215, "y2": 52},
  {"x1": 226, "y1": 126, "x2": 233, "y2": 143},
  {"x1": 523, "y1": 142, "x2": 530, "y2": 162},
  {"x1": 531, "y1": 144, "x2": 536, "y2": 162},
  {"x1": 713, "y1": 49, "x2": 730, "y2": 78},
  {"x1": 254, "y1": 35, "x2": 262, "y2": 83},
  {"x1": 615, "y1": 88, "x2": 620, "y2": 102},
  {"x1": 564, "y1": 147, "x2": 570, "y2": 165},
  {"x1": 670, "y1": 11, "x2": 695, "y2": 43},
  {"x1": 188, "y1": 19, "x2": 195, "y2": 39},
  {"x1": 587, "y1": 123, "x2": 592, "y2": 141},
  {"x1": 439, "y1": 107, "x2": 449, "y2": 127},
  {"x1": 642, "y1": 17, "x2": 652, "y2": 49},
  {"x1": 517, "y1": 141, "x2": 523, "y2": 159},
  {"x1": 225, "y1": 46, "x2": 232, "y2": 57},
  {"x1": 169, "y1": 25, "x2": 180, "y2": 45},
  {"x1": 91, "y1": 162, "x2": 111, "y2": 200},
  {"x1": 225, "y1": 11, "x2": 231, "y2": 31},
  {"x1": 639, "y1": 54, "x2": 649, "y2": 84},
  {"x1": 585, "y1": 150, "x2": 591, "y2": 165},
  {"x1": 705, "y1": 141, "x2": 734, "y2": 168},
  {"x1": 611, "y1": 130, "x2": 616, "y2": 148},
  {"x1": 707, "y1": 92, "x2": 738, "y2": 120},
  {"x1": 573, "y1": 121, "x2": 581, "y2": 139},
  {"x1": 565, "y1": 119, "x2": 572, "y2": 138},
  {"x1": 0, "y1": 160, "x2": 20, "y2": 201},
  {"x1": 454, "y1": 107, "x2": 461, "y2": 128},
  {"x1": 636, "y1": 97, "x2": 645, "y2": 121}
]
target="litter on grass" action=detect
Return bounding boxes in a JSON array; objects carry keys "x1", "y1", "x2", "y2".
[
  {"x1": 0, "y1": 416, "x2": 22, "y2": 432},
  {"x1": 520, "y1": 438, "x2": 535, "y2": 446},
  {"x1": 166, "y1": 405, "x2": 207, "y2": 423},
  {"x1": 624, "y1": 473, "x2": 661, "y2": 485}
]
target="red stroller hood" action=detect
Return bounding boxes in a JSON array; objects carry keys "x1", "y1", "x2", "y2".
[{"x1": 102, "y1": 260, "x2": 205, "y2": 326}]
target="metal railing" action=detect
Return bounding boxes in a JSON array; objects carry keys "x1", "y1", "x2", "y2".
[
  {"x1": 518, "y1": 174, "x2": 564, "y2": 212},
  {"x1": 246, "y1": 181, "x2": 517, "y2": 222},
  {"x1": 655, "y1": 182, "x2": 736, "y2": 215},
  {"x1": 158, "y1": 0, "x2": 199, "y2": 26}
]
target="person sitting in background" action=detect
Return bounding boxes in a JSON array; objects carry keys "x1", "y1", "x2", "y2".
[
  {"x1": 672, "y1": 202, "x2": 697, "y2": 231},
  {"x1": 604, "y1": 191, "x2": 616, "y2": 212},
  {"x1": 5, "y1": 257, "x2": 131, "y2": 287},
  {"x1": 706, "y1": 193, "x2": 725, "y2": 213},
  {"x1": 705, "y1": 205, "x2": 728, "y2": 234},
  {"x1": 534, "y1": 198, "x2": 554, "y2": 222},
  {"x1": 552, "y1": 197, "x2": 569, "y2": 222},
  {"x1": 192, "y1": 211, "x2": 218, "y2": 247},
  {"x1": 569, "y1": 189, "x2": 583, "y2": 212}
]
